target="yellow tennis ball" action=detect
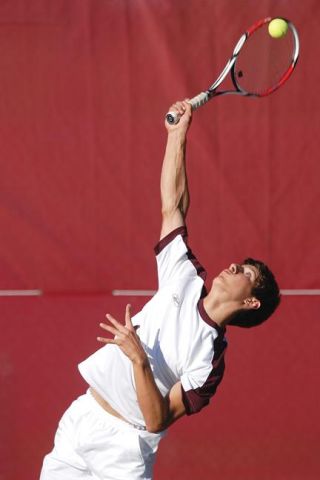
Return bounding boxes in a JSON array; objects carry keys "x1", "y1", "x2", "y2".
[{"x1": 268, "y1": 18, "x2": 288, "y2": 39}]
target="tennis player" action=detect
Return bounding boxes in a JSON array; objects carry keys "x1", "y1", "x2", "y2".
[{"x1": 40, "y1": 100, "x2": 280, "y2": 480}]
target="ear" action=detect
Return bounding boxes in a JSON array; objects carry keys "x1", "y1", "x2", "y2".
[{"x1": 243, "y1": 297, "x2": 261, "y2": 310}]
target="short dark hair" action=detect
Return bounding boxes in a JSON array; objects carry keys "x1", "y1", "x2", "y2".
[{"x1": 228, "y1": 257, "x2": 281, "y2": 328}]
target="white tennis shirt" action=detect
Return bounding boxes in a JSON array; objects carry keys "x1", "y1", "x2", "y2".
[{"x1": 78, "y1": 227, "x2": 227, "y2": 427}]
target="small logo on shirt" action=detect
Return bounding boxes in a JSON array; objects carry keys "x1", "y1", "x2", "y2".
[{"x1": 172, "y1": 294, "x2": 181, "y2": 307}]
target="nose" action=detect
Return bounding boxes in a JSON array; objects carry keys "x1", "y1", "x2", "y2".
[{"x1": 229, "y1": 263, "x2": 241, "y2": 274}]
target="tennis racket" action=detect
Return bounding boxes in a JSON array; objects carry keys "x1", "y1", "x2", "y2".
[{"x1": 166, "y1": 17, "x2": 299, "y2": 124}]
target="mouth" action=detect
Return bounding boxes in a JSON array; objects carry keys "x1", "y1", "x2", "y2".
[{"x1": 218, "y1": 270, "x2": 229, "y2": 279}]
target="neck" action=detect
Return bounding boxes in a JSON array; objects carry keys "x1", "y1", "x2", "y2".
[{"x1": 203, "y1": 292, "x2": 238, "y2": 329}]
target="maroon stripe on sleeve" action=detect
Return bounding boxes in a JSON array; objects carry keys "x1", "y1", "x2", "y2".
[
  {"x1": 181, "y1": 334, "x2": 227, "y2": 415},
  {"x1": 186, "y1": 248, "x2": 207, "y2": 281},
  {"x1": 154, "y1": 226, "x2": 188, "y2": 255},
  {"x1": 154, "y1": 227, "x2": 208, "y2": 285}
]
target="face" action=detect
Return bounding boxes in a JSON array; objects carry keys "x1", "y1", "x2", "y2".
[{"x1": 212, "y1": 263, "x2": 261, "y2": 303}]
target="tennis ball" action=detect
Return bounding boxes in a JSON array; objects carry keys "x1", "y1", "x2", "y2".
[{"x1": 268, "y1": 18, "x2": 288, "y2": 39}]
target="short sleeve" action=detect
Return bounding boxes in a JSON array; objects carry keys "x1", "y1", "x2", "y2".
[
  {"x1": 180, "y1": 336, "x2": 227, "y2": 415},
  {"x1": 154, "y1": 227, "x2": 191, "y2": 288}
]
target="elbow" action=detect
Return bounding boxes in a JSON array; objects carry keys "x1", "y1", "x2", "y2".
[
  {"x1": 161, "y1": 190, "x2": 185, "y2": 217},
  {"x1": 145, "y1": 421, "x2": 167, "y2": 434},
  {"x1": 145, "y1": 412, "x2": 169, "y2": 433},
  {"x1": 161, "y1": 203, "x2": 180, "y2": 218},
  {"x1": 161, "y1": 203, "x2": 185, "y2": 221}
]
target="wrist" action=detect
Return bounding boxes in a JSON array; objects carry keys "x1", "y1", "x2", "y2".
[
  {"x1": 167, "y1": 129, "x2": 187, "y2": 144},
  {"x1": 132, "y1": 352, "x2": 149, "y2": 368}
]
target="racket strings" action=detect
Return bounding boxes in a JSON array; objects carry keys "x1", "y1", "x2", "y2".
[{"x1": 234, "y1": 25, "x2": 295, "y2": 96}]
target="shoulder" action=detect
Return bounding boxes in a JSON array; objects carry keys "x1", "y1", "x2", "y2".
[{"x1": 154, "y1": 226, "x2": 188, "y2": 256}]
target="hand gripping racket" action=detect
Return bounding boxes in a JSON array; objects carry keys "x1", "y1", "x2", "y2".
[{"x1": 166, "y1": 17, "x2": 299, "y2": 124}]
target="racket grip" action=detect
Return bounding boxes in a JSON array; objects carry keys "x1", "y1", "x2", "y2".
[{"x1": 166, "y1": 92, "x2": 210, "y2": 125}]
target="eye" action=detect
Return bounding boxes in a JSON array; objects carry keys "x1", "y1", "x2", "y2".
[{"x1": 243, "y1": 269, "x2": 254, "y2": 281}]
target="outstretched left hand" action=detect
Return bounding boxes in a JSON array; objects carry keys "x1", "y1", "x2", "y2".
[{"x1": 97, "y1": 304, "x2": 147, "y2": 365}]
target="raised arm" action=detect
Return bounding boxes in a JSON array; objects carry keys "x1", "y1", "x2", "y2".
[{"x1": 160, "y1": 100, "x2": 193, "y2": 240}]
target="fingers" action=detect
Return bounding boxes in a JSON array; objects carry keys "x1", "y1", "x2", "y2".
[
  {"x1": 105, "y1": 313, "x2": 127, "y2": 332},
  {"x1": 97, "y1": 305, "x2": 135, "y2": 344},
  {"x1": 169, "y1": 100, "x2": 191, "y2": 116},
  {"x1": 166, "y1": 99, "x2": 192, "y2": 129},
  {"x1": 125, "y1": 304, "x2": 132, "y2": 329},
  {"x1": 99, "y1": 323, "x2": 118, "y2": 336},
  {"x1": 97, "y1": 336, "x2": 117, "y2": 345},
  {"x1": 97, "y1": 322, "x2": 124, "y2": 344},
  {"x1": 170, "y1": 102, "x2": 185, "y2": 117}
]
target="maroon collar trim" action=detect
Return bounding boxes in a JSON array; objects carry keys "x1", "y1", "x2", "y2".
[{"x1": 198, "y1": 298, "x2": 226, "y2": 335}]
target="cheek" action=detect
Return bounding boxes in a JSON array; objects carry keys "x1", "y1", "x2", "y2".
[{"x1": 234, "y1": 278, "x2": 252, "y2": 298}]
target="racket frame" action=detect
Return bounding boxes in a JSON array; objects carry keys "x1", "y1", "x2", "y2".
[{"x1": 166, "y1": 17, "x2": 299, "y2": 124}]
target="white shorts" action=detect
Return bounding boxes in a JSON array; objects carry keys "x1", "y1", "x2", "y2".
[{"x1": 40, "y1": 390, "x2": 164, "y2": 480}]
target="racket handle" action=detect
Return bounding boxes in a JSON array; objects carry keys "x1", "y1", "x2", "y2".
[{"x1": 166, "y1": 92, "x2": 210, "y2": 125}]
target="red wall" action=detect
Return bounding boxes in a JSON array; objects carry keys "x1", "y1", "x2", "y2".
[{"x1": 0, "y1": 1, "x2": 319, "y2": 479}]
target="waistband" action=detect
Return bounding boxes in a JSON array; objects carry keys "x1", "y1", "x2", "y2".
[{"x1": 86, "y1": 389, "x2": 147, "y2": 431}]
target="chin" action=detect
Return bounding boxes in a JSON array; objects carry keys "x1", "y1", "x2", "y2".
[{"x1": 211, "y1": 276, "x2": 222, "y2": 288}]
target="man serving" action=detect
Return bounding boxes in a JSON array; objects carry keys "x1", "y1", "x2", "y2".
[{"x1": 40, "y1": 101, "x2": 280, "y2": 480}]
